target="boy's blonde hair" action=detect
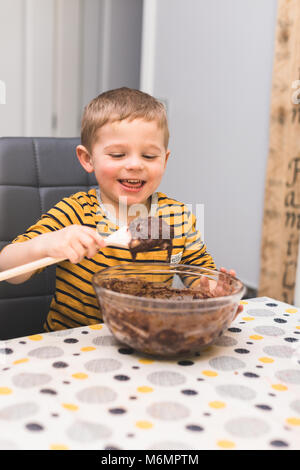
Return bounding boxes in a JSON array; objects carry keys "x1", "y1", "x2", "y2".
[{"x1": 81, "y1": 87, "x2": 169, "y2": 153}]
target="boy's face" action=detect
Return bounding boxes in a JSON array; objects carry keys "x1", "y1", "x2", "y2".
[{"x1": 77, "y1": 118, "x2": 170, "y2": 219}]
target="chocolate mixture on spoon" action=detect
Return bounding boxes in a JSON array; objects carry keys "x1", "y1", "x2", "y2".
[{"x1": 128, "y1": 216, "x2": 174, "y2": 261}]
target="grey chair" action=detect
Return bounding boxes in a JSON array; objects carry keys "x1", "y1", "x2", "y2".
[{"x1": 0, "y1": 137, "x2": 97, "y2": 340}]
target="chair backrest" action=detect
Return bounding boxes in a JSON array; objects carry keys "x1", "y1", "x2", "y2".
[{"x1": 0, "y1": 137, "x2": 97, "y2": 340}]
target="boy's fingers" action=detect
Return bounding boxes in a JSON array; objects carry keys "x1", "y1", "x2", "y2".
[
  {"x1": 97, "y1": 236, "x2": 106, "y2": 247},
  {"x1": 79, "y1": 233, "x2": 105, "y2": 258},
  {"x1": 92, "y1": 230, "x2": 106, "y2": 247},
  {"x1": 66, "y1": 246, "x2": 81, "y2": 264},
  {"x1": 73, "y1": 233, "x2": 96, "y2": 259},
  {"x1": 220, "y1": 266, "x2": 236, "y2": 276},
  {"x1": 233, "y1": 305, "x2": 243, "y2": 320},
  {"x1": 82, "y1": 227, "x2": 106, "y2": 247},
  {"x1": 70, "y1": 240, "x2": 86, "y2": 262}
]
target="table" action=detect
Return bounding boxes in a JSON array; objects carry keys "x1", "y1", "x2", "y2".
[{"x1": 0, "y1": 296, "x2": 300, "y2": 450}]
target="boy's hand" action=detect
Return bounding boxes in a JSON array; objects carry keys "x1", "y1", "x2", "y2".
[
  {"x1": 220, "y1": 267, "x2": 243, "y2": 318},
  {"x1": 196, "y1": 267, "x2": 243, "y2": 320},
  {"x1": 37, "y1": 225, "x2": 106, "y2": 264}
]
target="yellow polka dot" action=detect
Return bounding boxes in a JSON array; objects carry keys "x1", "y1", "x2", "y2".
[
  {"x1": 217, "y1": 440, "x2": 236, "y2": 449},
  {"x1": 272, "y1": 384, "x2": 288, "y2": 391},
  {"x1": 285, "y1": 308, "x2": 298, "y2": 314},
  {"x1": 0, "y1": 387, "x2": 12, "y2": 395},
  {"x1": 28, "y1": 334, "x2": 43, "y2": 341},
  {"x1": 249, "y1": 334, "x2": 263, "y2": 340},
  {"x1": 259, "y1": 357, "x2": 274, "y2": 363},
  {"x1": 13, "y1": 358, "x2": 29, "y2": 365},
  {"x1": 240, "y1": 300, "x2": 248, "y2": 305},
  {"x1": 50, "y1": 444, "x2": 69, "y2": 450},
  {"x1": 286, "y1": 417, "x2": 300, "y2": 426},
  {"x1": 202, "y1": 370, "x2": 218, "y2": 377},
  {"x1": 136, "y1": 421, "x2": 153, "y2": 429},
  {"x1": 209, "y1": 401, "x2": 226, "y2": 409},
  {"x1": 62, "y1": 403, "x2": 79, "y2": 411},
  {"x1": 89, "y1": 324, "x2": 103, "y2": 330},
  {"x1": 242, "y1": 317, "x2": 255, "y2": 321},
  {"x1": 138, "y1": 358, "x2": 155, "y2": 365},
  {"x1": 72, "y1": 372, "x2": 88, "y2": 379},
  {"x1": 137, "y1": 386, "x2": 154, "y2": 393},
  {"x1": 80, "y1": 346, "x2": 96, "y2": 352}
]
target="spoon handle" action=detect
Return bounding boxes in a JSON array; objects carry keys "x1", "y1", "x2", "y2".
[{"x1": 0, "y1": 226, "x2": 132, "y2": 282}]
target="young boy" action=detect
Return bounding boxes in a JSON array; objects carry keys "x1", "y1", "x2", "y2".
[{"x1": 0, "y1": 87, "x2": 241, "y2": 332}]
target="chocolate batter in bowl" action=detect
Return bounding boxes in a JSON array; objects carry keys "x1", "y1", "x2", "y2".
[{"x1": 92, "y1": 264, "x2": 246, "y2": 357}]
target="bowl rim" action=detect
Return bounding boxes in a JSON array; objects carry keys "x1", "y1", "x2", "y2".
[{"x1": 92, "y1": 262, "x2": 246, "y2": 305}]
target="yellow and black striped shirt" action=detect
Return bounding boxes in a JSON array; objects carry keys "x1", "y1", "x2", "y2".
[{"x1": 12, "y1": 189, "x2": 215, "y2": 331}]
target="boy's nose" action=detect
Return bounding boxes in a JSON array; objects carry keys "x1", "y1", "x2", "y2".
[{"x1": 124, "y1": 155, "x2": 144, "y2": 170}]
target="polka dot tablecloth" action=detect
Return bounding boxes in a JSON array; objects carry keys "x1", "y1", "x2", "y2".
[{"x1": 1, "y1": 296, "x2": 300, "y2": 450}]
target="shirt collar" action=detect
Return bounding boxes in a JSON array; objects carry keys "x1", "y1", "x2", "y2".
[{"x1": 96, "y1": 188, "x2": 158, "y2": 227}]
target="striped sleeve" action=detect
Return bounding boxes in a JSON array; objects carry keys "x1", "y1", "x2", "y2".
[{"x1": 12, "y1": 195, "x2": 86, "y2": 245}]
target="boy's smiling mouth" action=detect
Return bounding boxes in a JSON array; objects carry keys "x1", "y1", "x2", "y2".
[{"x1": 118, "y1": 179, "x2": 146, "y2": 190}]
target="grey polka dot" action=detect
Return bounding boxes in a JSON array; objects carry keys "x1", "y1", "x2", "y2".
[
  {"x1": 92, "y1": 336, "x2": 119, "y2": 347},
  {"x1": 12, "y1": 373, "x2": 51, "y2": 388},
  {"x1": 148, "y1": 441, "x2": 192, "y2": 450},
  {"x1": 263, "y1": 345, "x2": 295, "y2": 358},
  {"x1": 276, "y1": 369, "x2": 300, "y2": 384},
  {"x1": 147, "y1": 402, "x2": 189, "y2": 421},
  {"x1": 290, "y1": 400, "x2": 300, "y2": 414},
  {"x1": 216, "y1": 384, "x2": 256, "y2": 401},
  {"x1": 66, "y1": 420, "x2": 112, "y2": 443},
  {"x1": 0, "y1": 402, "x2": 38, "y2": 420},
  {"x1": 254, "y1": 326, "x2": 284, "y2": 337},
  {"x1": 76, "y1": 386, "x2": 117, "y2": 404},
  {"x1": 214, "y1": 335, "x2": 238, "y2": 347},
  {"x1": 147, "y1": 371, "x2": 186, "y2": 386},
  {"x1": 28, "y1": 346, "x2": 64, "y2": 359},
  {"x1": 84, "y1": 358, "x2": 122, "y2": 373},
  {"x1": 209, "y1": 356, "x2": 245, "y2": 371},
  {"x1": 0, "y1": 440, "x2": 19, "y2": 450},
  {"x1": 225, "y1": 417, "x2": 270, "y2": 437},
  {"x1": 246, "y1": 309, "x2": 275, "y2": 317},
  {"x1": 51, "y1": 329, "x2": 72, "y2": 337}
]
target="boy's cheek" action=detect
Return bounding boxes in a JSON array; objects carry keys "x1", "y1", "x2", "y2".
[{"x1": 94, "y1": 165, "x2": 119, "y2": 181}]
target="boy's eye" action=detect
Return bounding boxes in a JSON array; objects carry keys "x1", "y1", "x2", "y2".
[{"x1": 109, "y1": 153, "x2": 157, "y2": 159}]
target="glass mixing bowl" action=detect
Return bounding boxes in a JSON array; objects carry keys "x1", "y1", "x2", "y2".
[{"x1": 92, "y1": 263, "x2": 246, "y2": 357}]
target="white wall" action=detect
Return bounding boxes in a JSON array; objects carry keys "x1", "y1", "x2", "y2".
[
  {"x1": 0, "y1": 0, "x2": 143, "y2": 138},
  {"x1": 0, "y1": 0, "x2": 26, "y2": 136},
  {"x1": 142, "y1": 0, "x2": 278, "y2": 289},
  {"x1": 24, "y1": 0, "x2": 54, "y2": 136}
]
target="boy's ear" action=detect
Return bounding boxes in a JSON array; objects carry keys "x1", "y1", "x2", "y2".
[
  {"x1": 164, "y1": 149, "x2": 171, "y2": 168},
  {"x1": 76, "y1": 145, "x2": 94, "y2": 173}
]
